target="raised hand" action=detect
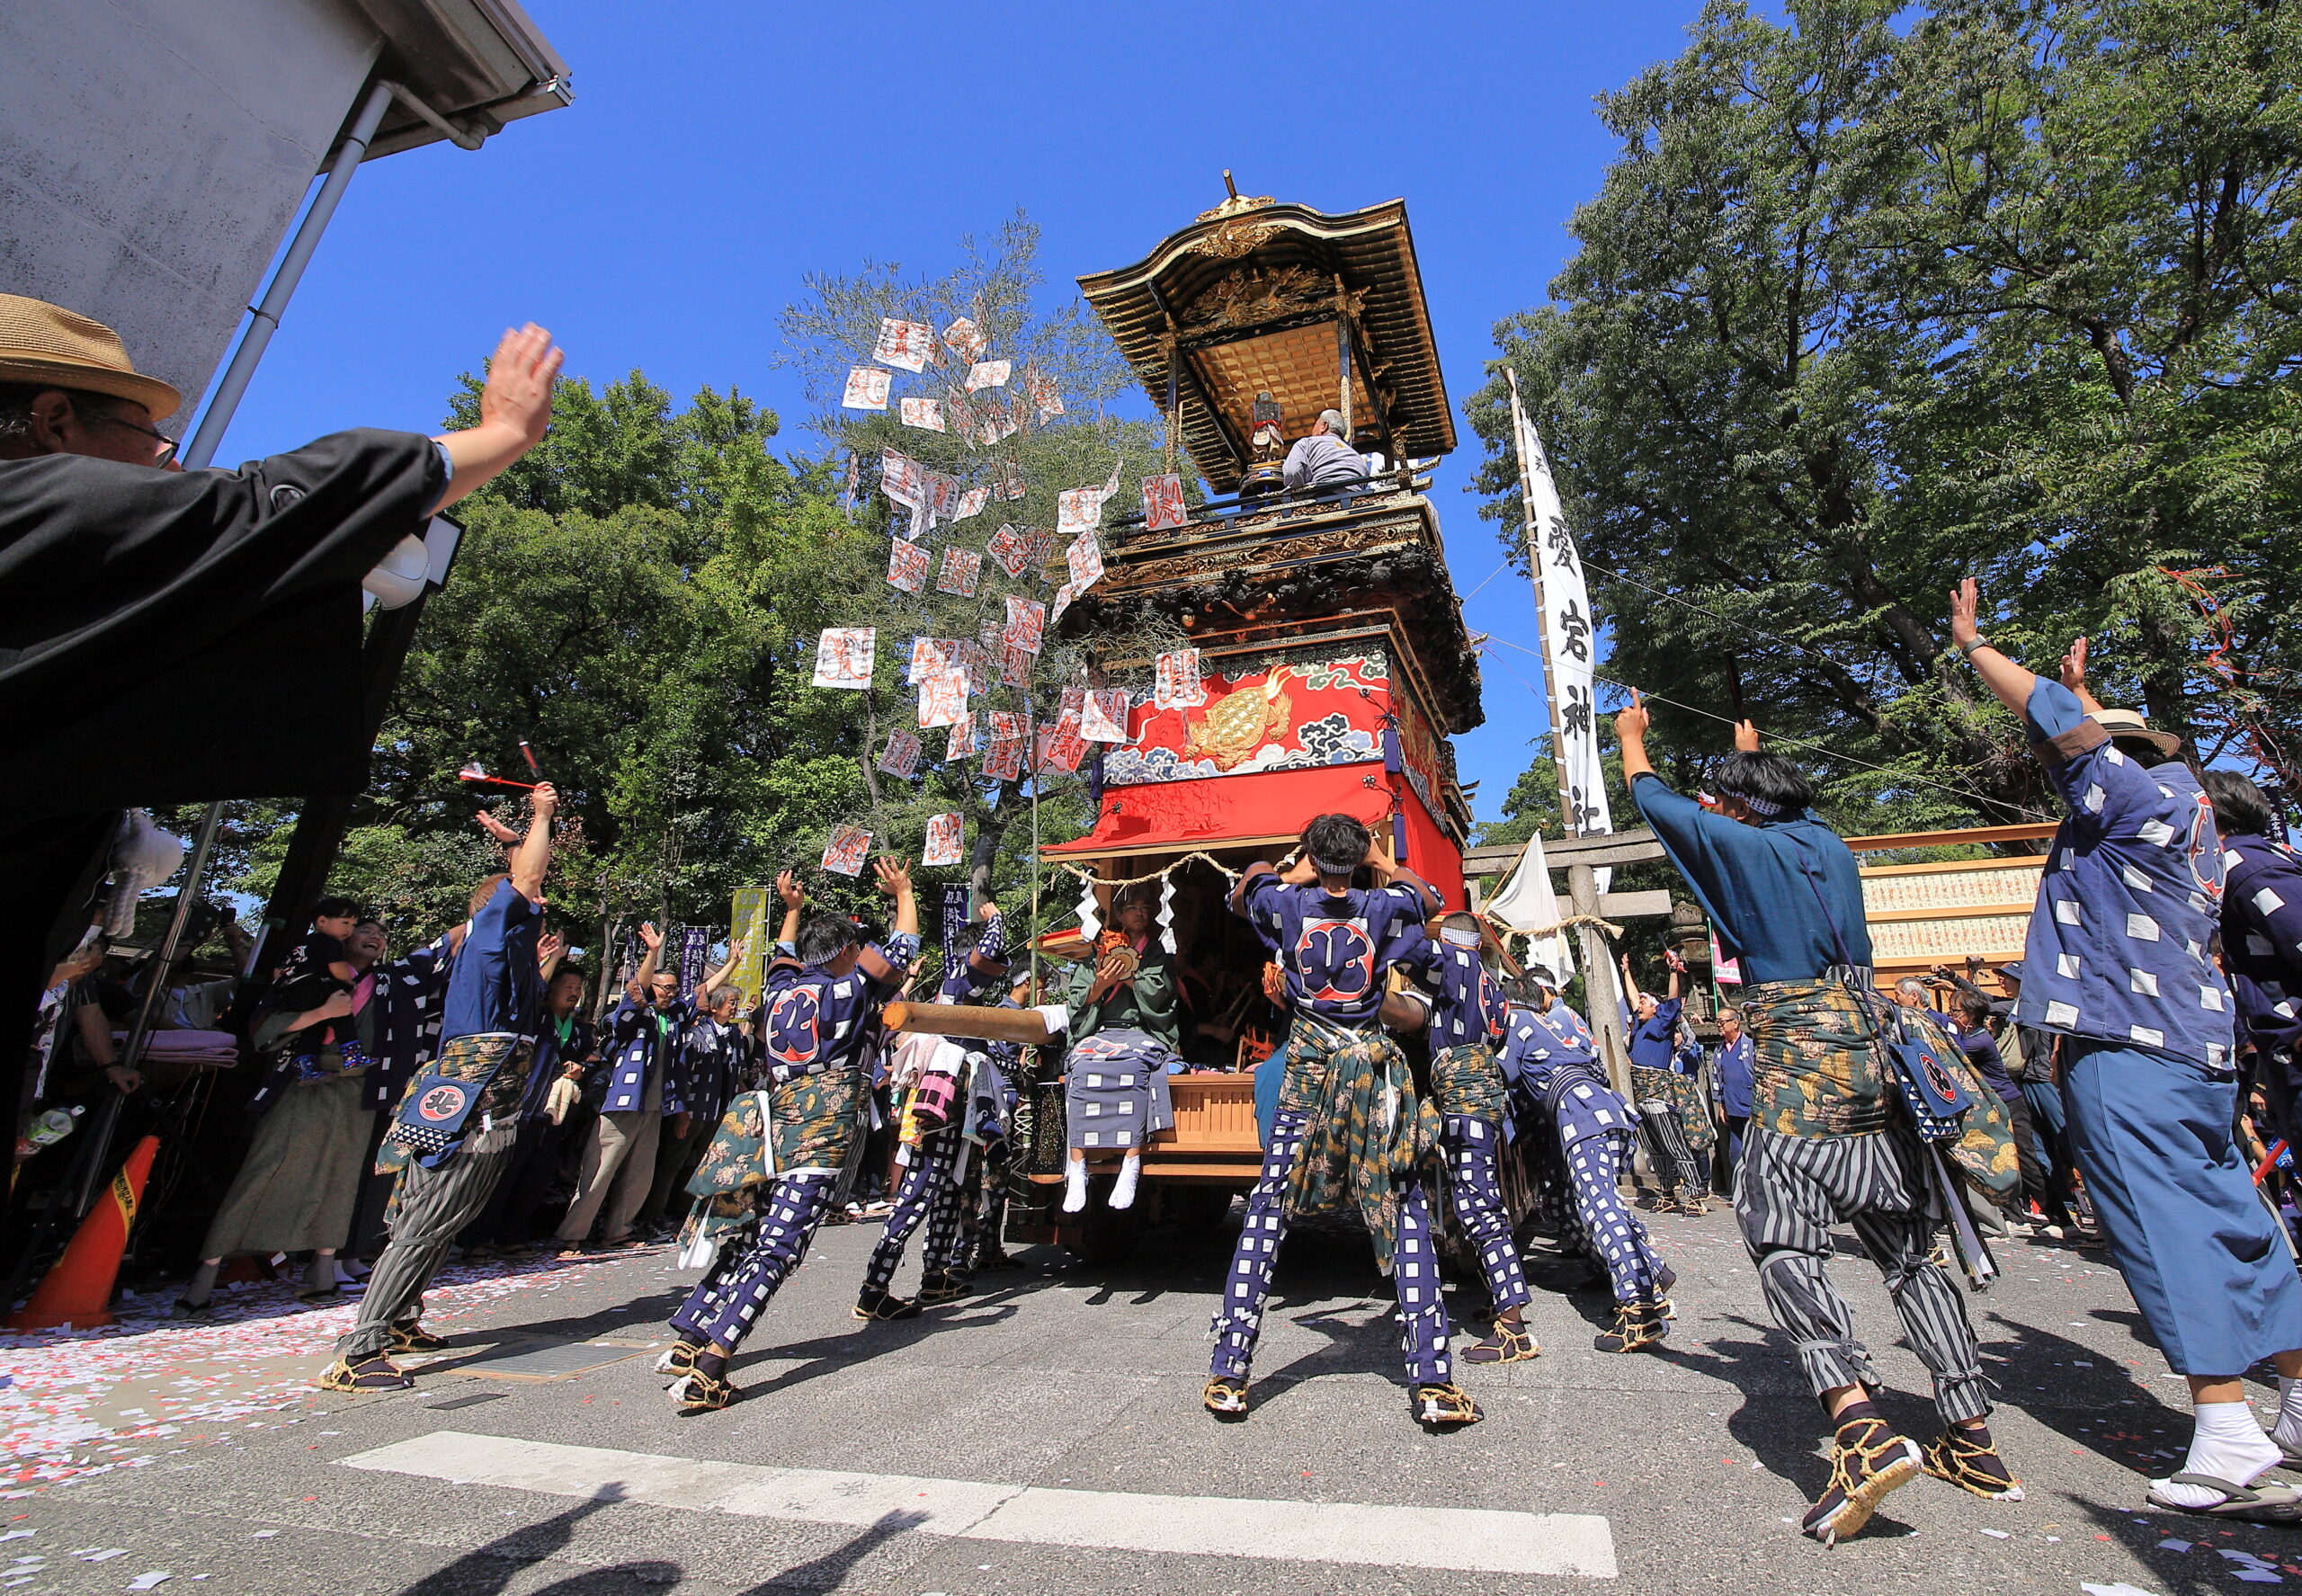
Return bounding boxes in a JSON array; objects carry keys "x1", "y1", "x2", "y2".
[
  {"x1": 529, "y1": 780, "x2": 558, "y2": 816},
  {"x1": 638, "y1": 921, "x2": 664, "y2": 952},
  {"x1": 1614, "y1": 688, "x2": 1650, "y2": 743},
  {"x1": 1949, "y1": 577, "x2": 1982, "y2": 647},
  {"x1": 775, "y1": 869, "x2": 805, "y2": 910},
  {"x1": 476, "y1": 807, "x2": 521, "y2": 845},
  {"x1": 2060, "y1": 635, "x2": 2089, "y2": 692},
  {"x1": 872, "y1": 856, "x2": 913, "y2": 898},
  {"x1": 479, "y1": 324, "x2": 562, "y2": 453},
  {"x1": 537, "y1": 932, "x2": 565, "y2": 968},
  {"x1": 1733, "y1": 719, "x2": 1761, "y2": 753}
]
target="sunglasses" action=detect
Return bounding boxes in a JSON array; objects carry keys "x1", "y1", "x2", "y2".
[{"x1": 104, "y1": 414, "x2": 178, "y2": 464}]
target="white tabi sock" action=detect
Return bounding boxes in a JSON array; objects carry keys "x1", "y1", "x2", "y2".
[
  {"x1": 1110, "y1": 1155, "x2": 1140, "y2": 1211},
  {"x1": 2272, "y1": 1377, "x2": 2302, "y2": 1457},
  {"x1": 2152, "y1": 1400, "x2": 2281, "y2": 1509},
  {"x1": 1062, "y1": 1156, "x2": 1088, "y2": 1214}
]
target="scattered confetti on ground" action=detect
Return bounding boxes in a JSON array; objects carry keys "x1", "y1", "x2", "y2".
[{"x1": 0, "y1": 1255, "x2": 611, "y2": 1494}]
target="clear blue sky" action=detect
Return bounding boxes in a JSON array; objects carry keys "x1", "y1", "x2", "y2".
[{"x1": 210, "y1": 1, "x2": 1714, "y2": 832}]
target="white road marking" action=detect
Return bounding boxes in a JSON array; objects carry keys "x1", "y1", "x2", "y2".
[{"x1": 344, "y1": 1430, "x2": 1617, "y2": 1577}]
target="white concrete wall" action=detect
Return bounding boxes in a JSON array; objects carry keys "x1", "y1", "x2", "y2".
[{"x1": 0, "y1": 0, "x2": 381, "y2": 419}]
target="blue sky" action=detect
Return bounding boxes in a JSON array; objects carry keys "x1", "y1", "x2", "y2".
[{"x1": 210, "y1": 0, "x2": 1716, "y2": 831}]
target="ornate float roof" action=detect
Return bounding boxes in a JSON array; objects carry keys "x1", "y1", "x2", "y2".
[{"x1": 1077, "y1": 194, "x2": 1455, "y2": 492}]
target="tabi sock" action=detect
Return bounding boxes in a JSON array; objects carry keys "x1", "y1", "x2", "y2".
[
  {"x1": 1062, "y1": 1156, "x2": 1088, "y2": 1214},
  {"x1": 2152, "y1": 1400, "x2": 2280, "y2": 1508},
  {"x1": 1110, "y1": 1155, "x2": 1140, "y2": 1210},
  {"x1": 181, "y1": 1260, "x2": 219, "y2": 1308},
  {"x1": 2273, "y1": 1377, "x2": 2302, "y2": 1456}
]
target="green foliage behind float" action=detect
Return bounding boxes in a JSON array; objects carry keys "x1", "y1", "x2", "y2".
[{"x1": 1470, "y1": 0, "x2": 2302, "y2": 838}]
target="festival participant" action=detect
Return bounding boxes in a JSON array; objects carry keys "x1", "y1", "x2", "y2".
[
  {"x1": 1280, "y1": 409, "x2": 1366, "y2": 491},
  {"x1": 1417, "y1": 910, "x2": 1538, "y2": 1364},
  {"x1": 0, "y1": 306, "x2": 560, "y2": 1134},
  {"x1": 660, "y1": 859, "x2": 918, "y2": 1413},
  {"x1": 180, "y1": 918, "x2": 388, "y2": 1312},
  {"x1": 1053, "y1": 881, "x2": 1181, "y2": 1214},
  {"x1": 1205, "y1": 813, "x2": 1478, "y2": 1430},
  {"x1": 636, "y1": 979, "x2": 749, "y2": 1241},
  {"x1": 1622, "y1": 701, "x2": 2013, "y2": 1544},
  {"x1": 1950, "y1": 581, "x2": 2302, "y2": 1523},
  {"x1": 319, "y1": 784, "x2": 558, "y2": 1392},
  {"x1": 461, "y1": 959, "x2": 596, "y2": 1257},
  {"x1": 1713, "y1": 1005, "x2": 1753, "y2": 1191},
  {"x1": 1500, "y1": 966, "x2": 1675, "y2": 1351},
  {"x1": 557, "y1": 928, "x2": 741, "y2": 1256},
  {"x1": 2203, "y1": 771, "x2": 2302, "y2": 1141},
  {"x1": 853, "y1": 899, "x2": 1013, "y2": 1319},
  {"x1": 1619, "y1": 955, "x2": 1711, "y2": 1214}
]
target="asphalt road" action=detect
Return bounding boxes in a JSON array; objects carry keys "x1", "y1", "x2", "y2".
[{"x1": 3, "y1": 1200, "x2": 2291, "y2": 1595}]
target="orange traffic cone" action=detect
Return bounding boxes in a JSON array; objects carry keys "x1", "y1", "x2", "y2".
[{"x1": 7, "y1": 1135, "x2": 158, "y2": 1331}]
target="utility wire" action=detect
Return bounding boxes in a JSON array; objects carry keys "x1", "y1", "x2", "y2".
[{"x1": 1477, "y1": 637, "x2": 2058, "y2": 825}]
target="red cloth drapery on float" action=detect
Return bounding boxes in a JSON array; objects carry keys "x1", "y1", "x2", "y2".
[{"x1": 1043, "y1": 763, "x2": 1466, "y2": 913}]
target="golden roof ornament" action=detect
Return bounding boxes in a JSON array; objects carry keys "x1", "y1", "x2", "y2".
[{"x1": 1191, "y1": 170, "x2": 1281, "y2": 259}]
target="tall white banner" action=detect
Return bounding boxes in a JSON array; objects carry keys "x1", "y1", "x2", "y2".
[{"x1": 1509, "y1": 372, "x2": 1613, "y2": 847}]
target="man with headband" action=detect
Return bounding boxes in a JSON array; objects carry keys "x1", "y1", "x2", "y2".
[
  {"x1": 1208, "y1": 812, "x2": 1477, "y2": 1429},
  {"x1": 1499, "y1": 962, "x2": 1675, "y2": 1351},
  {"x1": 1416, "y1": 910, "x2": 1539, "y2": 1365},
  {"x1": 1622, "y1": 700, "x2": 2014, "y2": 1545}
]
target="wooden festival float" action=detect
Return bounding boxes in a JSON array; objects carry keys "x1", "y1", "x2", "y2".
[{"x1": 896, "y1": 186, "x2": 1486, "y2": 1260}]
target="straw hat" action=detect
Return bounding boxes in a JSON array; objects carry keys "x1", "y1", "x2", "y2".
[
  {"x1": 2087, "y1": 706, "x2": 2182, "y2": 759},
  {"x1": 0, "y1": 295, "x2": 180, "y2": 420}
]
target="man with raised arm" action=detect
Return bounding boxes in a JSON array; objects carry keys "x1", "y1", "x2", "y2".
[
  {"x1": 1620, "y1": 700, "x2": 2013, "y2": 1544},
  {"x1": 660, "y1": 859, "x2": 919, "y2": 1413},
  {"x1": 321, "y1": 783, "x2": 558, "y2": 1392},
  {"x1": 1950, "y1": 578, "x2": 2302, "y2": 1524},
  {"x1": 1205, "y1": 812, "x2": 1480, "y2": 1431}
]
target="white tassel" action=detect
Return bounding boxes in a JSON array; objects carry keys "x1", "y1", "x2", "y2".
[
  {"x1": 1157, "y1": 871, "x2": 1178, "y2": 954},
  {"x1": 1076, "y1": 873, "x2": 1102, "y2": 941}
]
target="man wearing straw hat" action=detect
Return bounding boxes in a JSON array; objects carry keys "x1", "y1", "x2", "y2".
[{"x1": 0, "y1": 294, "x2": 560, "y2": 1137}]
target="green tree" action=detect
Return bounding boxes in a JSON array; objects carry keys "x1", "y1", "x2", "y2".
[
  {"x1": 1469, "y1": 0, "x2": 2302, "y2": 834},
  {"x1": 776, "y1": 213, "x2": 1178, "y2": 915}
]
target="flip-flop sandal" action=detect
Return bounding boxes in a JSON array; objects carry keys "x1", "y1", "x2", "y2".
[{"x1": 2146, "y1": 1474, "x2": 2302, "y2": 1523}]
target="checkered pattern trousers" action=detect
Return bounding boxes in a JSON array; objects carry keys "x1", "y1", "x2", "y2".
[
  {"x1": 861, "y1": 1128, "x2": 968, "y2": 1296},
  {"x1": 671, "y1": 1170, "x2": 840, "y2": 1351},
  {"x1": 1209, "y1": 1109, "x2": 1452, "y2": 1386},
  {"x1": 1441, "y1": 1115, "x2": 1530, "y2": 1312},
  {"x1": 1548, "y1": 1128, "x2": 1664, "y2": 1306}
]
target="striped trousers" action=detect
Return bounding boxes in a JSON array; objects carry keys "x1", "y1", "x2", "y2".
[
  {"x1": 336, "y1": 1134, "x2": 516, "y2": 1361},
  {"x1": 1735, "y1": 1127, "x2": 1990, "y2": 1423}
]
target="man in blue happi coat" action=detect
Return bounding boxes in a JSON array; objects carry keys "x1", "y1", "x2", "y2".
[{"x1": 1954, "y1": 578, "x2": 2302, "y2": 1524}]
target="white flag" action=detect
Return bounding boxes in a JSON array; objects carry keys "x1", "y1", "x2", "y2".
[
  {"x1": 1482, "y1": 831, "x2": 1574, "y2": 986},
  {"x1": 1509, "y1": 371, "x2": 1613, "y2": 884}
]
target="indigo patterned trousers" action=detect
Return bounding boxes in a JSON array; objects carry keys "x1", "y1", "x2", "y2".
[
  {"x1": 861, "y1": 1128, "x2": 969, "y2": 1296},
  {"x1": 1548, "y1": 1128, "x2": 1665, "y2": 1307},
  {"x1": 1441, "y1": 1115, "x2": 1530, "y2": 1313},
  {"x1": 670, "y1": 1171, "x2": 840, "y2": 1351},
  {"x1": 1209, "y1": 1109, "x2": 1452, "y2": 1386}
]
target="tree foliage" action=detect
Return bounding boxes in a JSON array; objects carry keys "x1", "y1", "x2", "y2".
[
  {"x1": 1470, "y1": 0, "x2": 2302, "y2": 834},
  {"x1": 775, "y1": 212, "x2": 1176, "y2": 898}
]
